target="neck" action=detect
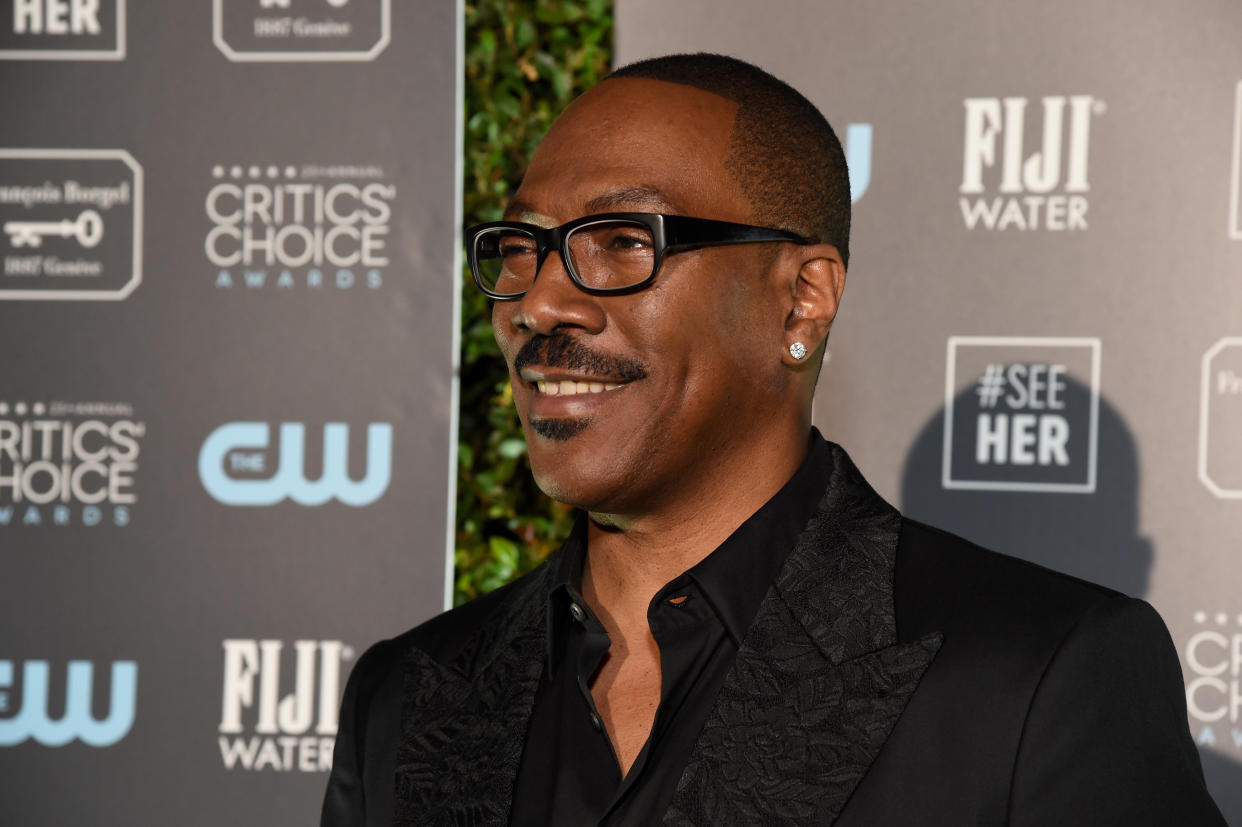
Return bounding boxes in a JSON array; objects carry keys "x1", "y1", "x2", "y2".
[{"x1": 581, "y1": 423, "x2": 811, "y2": 627}]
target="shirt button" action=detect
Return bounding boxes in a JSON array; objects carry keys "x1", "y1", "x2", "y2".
[
  {"x1": 569, "y1": 603, "x2": 586, "y2": 623},
  {"x1": 589, "y1": 712, "x2": 603, "y2": 732}
]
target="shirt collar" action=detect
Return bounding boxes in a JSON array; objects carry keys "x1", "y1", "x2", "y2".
[
  {"x1": 543, "y1": 429, "x2": 835, "y2": 656},
  {"x1": 681, "y1": 430, "x2": 834, "y2": 643}
]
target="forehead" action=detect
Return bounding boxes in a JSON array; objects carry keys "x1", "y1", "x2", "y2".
[{"x1": 509, "y1": 78, "x2": 749, "y2": 224}]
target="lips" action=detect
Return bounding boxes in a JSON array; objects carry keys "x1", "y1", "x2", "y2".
[{"x1": 512, "y1": 336, "x2": 646, "y2": 432}]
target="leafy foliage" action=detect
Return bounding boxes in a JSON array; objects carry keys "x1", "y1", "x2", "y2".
[{"x1": 455, "y1": 1, "x2": 613, "y2": 605}]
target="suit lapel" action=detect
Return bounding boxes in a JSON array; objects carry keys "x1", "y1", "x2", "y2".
[
  {"x1": 666, "y1": 445, "x2": 942, "y2": 825},
  {"x1": 392, "y1": 562, "x2": 554, "y2": 827}
]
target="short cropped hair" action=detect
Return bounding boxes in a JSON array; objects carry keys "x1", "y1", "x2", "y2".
[{"x1": 609, "y1": 53, "x2": 851, "y2": 268}]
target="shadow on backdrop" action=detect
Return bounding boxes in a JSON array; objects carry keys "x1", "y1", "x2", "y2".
[{"x1": 900, "y1": 377, "x2": 1241, "y2": 823}]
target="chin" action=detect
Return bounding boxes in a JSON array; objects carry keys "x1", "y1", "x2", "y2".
[{"x1": 526, "y1": 427, "x2": 614, "y2": 509}]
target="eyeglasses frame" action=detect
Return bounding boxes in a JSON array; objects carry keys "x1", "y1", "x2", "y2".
[{"x1": 464, "y1": 212, "x2": 812, "y2": 299}]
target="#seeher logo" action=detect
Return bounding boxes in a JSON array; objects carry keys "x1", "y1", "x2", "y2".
[
  {"x1": 943, "y1": 337, "x2": 1101, "y2": 493},
  {"x1": 0, "y1": 0, "x2": 125, "y2": 61}
]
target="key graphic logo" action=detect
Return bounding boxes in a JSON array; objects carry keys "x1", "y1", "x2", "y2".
[
  {"x1": 219, "y1": 639, "x2": 351, "y2": 771},
  {"x1": 0, "y1": 660, "x2": 137, "y2": 747},
  {"x1": 0, "y1": 149, "x2": 142, "y2": 300},
  {"x1": 943, "y1": 337, "x2": 1101, "y2": 492},
  {"x1": 198, "y1": 421, "x2": 393, "y2": 507},
  {"x1": 0, "y1": 0, "x2": 125, "y2": 60},
  {"x1": 959, "y1": 95, "x2": 1104, "y2": 231},
  {"x1": 1198, "y1": 338, "x2": 1242, "y2": 499},
  {"x1": 213, "y1": 0, "x2": 389, "y2": 62}
]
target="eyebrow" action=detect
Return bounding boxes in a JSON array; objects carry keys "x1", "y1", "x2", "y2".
[
  {"x1": 583, "y1": 187, "x2": 681, "y2": 215},
  {"x1": 503, "y1": 186, "x2": 683, "y2": 224},
  {"x1": 503, "y1": 199, "x2": 551, "y2": 225}
]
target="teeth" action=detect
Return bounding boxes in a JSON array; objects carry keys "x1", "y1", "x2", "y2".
[{"x1": 535, "y1": 380, "x2": 625, "y2": 395}]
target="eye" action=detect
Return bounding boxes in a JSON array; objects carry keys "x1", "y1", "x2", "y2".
[
  {"x1": 498, "y1": 236, "x2": 536, "y2": 257},
  {"x1": 608, "y1": 232, "x2": 651, "y2": 250}
]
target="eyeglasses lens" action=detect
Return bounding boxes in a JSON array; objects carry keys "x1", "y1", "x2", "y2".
[
  {"x1": 566, "y1": 220, "x2": 655, "y2": 291},
  {"x1": 474, "y1": 220, "x2": 656, "y2": 296},
  {"x1": 474, "y1": 228, "x2": 537, "y2": 295}
]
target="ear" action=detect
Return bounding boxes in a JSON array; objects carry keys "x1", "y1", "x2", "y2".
[{"x1": 781, "y1": 244, "x2": 846, "y2": 366}]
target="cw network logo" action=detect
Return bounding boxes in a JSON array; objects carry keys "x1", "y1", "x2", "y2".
[
  {"x1": 845, "y1": 123, "x2": 871, "y2": 204},
  {"x1": 219, "y1": 639, "x2": 351, "y2": 772},
  {"x1": 199, "y1": 421, "x2": 392, "y2": 507},
  {"x1": 0, "y1": 659, "x2": 137, "y2": 747},
  {"x1": 960, "y1": 94, "x2": 1104, "y2": 231}
]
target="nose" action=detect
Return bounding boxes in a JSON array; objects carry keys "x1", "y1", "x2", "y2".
[{"x1": 507, "y1": 249, "x2": 605, "y2": 336}]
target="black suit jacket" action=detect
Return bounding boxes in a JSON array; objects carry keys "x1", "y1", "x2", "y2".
[{"x1": 322, "y1": 444, "x2": 1224, "y2": 826}]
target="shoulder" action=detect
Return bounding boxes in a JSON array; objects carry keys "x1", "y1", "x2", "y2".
[
  {"x1": 349, "y1": 560, "x2": 553, "y2": 686},
  {"x1": 892, "y1": 517, "x2": 1167, "y2": 662}
]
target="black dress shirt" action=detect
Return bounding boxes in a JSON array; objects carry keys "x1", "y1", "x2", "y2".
[{"x1": 509, "y1": 434, "x2": 834, "y2": 826}]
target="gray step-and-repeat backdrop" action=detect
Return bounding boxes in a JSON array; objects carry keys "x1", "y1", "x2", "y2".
[
  {"x1": 0, "y1": 2, "x2": 460, "y2": 824},
  {"x1": 617, "y1": 0, "x2": 1242, "y2": 822}
]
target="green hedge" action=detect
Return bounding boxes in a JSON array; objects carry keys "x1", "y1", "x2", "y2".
[{"x1": 454, "y1": 1, "x2": 614, "y2": 605}]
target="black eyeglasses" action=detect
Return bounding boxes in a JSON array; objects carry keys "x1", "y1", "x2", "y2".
[{"x1": 465, "y1": 212, "x2": 811, "y2": 299}]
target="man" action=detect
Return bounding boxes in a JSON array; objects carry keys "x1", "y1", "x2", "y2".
[{"x1": 322, "y1": 53, "x2": 1224, "y2": 826}]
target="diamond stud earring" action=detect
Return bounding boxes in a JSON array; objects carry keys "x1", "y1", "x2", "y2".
[{"x1": 789, "y1": 342, "x2": 808, "y2": 360}]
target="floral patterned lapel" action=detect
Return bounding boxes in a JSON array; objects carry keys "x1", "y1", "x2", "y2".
[
  {"x1": 665, "y1": 444, "x2": 943, "y2": 825},
  {"x1": 392, "y1": 562, "x2": 554, "y2": 827}
]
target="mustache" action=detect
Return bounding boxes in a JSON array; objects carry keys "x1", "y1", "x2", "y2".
[{"x1": 513, "y1": 334, "x2": 648, "y2": 382}]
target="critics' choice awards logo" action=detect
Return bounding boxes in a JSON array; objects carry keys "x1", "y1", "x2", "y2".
[
  {"x1": 0, "y1": 399, "x2": 145, "y2": 527},
  {"x1": 219, "y1": 639, "x2": 351, "y2": 772},
  {"x1": 213, "y1": 0, "x2": 390, "y2": 62},
  {"x1": 199, "y1": 421, "x2": 392, "y2": 507},
  {"x1": 205, "y1": 163, "x2": 395, "y2": 291},
  {"x1": 942, "y1": 337, "x2": 1101, "y2": 493},
  {"x1": 0, "y1": 659, "x2": 137, "y2": 747},
  {"x1": 0, "y1": 0, "x2": 125, "y2": 60},
  {"x1": 0, "y1": 149, "x2": 142, "y2": 300},
  {"x1": 1185, "y1": 612, "x2": 1242, "y2": 751},
  {"x1": 1199, "y1": 338, "x2": 1242, "y2": 499},
  {"x1": 960, "y1": 95, "x2": 1104, "y2": 231}
]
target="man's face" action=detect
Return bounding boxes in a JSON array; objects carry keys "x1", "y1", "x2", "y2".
[{"x1": 492, "y1": 78, "x2": 793, "y2": 517}]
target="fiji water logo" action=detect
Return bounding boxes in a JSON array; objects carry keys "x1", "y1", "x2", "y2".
[
  {"x1": 959, "y1": 95, "x2": 1104, "y2": 231},
  {"x1": 0, "y1": 660, "x2": 137, "y2": 747},
  {"x1": 219, "y1": 639, "x2": 352, "y2": 772},
  {"x1": 198, "y1": 422, "x2": 392, "y2": 507}
]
